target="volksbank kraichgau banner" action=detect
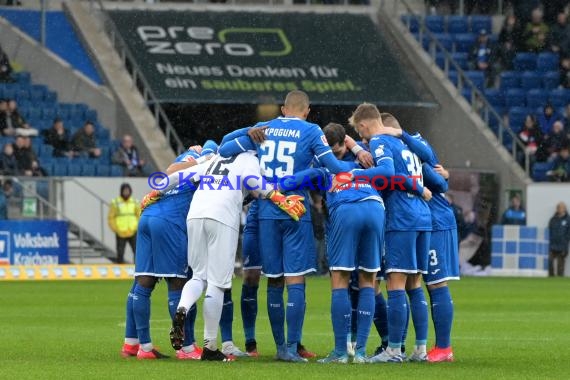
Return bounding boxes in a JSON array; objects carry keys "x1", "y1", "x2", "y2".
[
  {"x1": 108, "y1": 10, "x2": 424, "y2": 105},
  {"x1": 0, "y1": 221, "x2": 69, "y2": 265}
]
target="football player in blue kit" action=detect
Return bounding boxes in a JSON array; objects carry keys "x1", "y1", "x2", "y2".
[
  {"x1": 349, "y1": 104, "x2": 433, "y2": 363},
  {"x1": 387, "y1": 115, "x2": 458, "y2": 363},
  {"x1": 121, "y1": 146, "x2": 204, "y2": 360},
  {"x1": 217, "y1": 90, "x2": 355, "y2": 362}
]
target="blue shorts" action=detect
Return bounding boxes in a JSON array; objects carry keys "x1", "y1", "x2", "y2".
[
  {"x1": 327, "y1": 200, "x2": 384, "y2": 272},
  {"x1": 385, "y1": 230, "x2": 431, "y2": 274},
  {"x1": 134, "y1": 215, "x2": 188, "y2": 278},
  {"x1": 424, "y1": 228, "x2": 460, "y2": 285},
  {"x1": 259, "y1": 219, "x2": 316, "y2": 277}
]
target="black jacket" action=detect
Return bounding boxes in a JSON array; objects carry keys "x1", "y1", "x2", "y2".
[{"x1": 549, "y1": 212, "x2": 570, "y2": 252}]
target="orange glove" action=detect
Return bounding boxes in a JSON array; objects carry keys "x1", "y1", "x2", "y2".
[
  {"x1": 140, "y1": 189, "x2": 161, "y2": 215},
  {"x1": 268, "y1": 191, "x2": 306, "y2": 221}
]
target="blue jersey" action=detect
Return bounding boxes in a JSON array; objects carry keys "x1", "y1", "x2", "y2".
[
  {"x1": 406, "y1": 133, "x2": 456, "y2": 231},
  {"x1": 369, "y1": 135, "x2": 431, "y2": 231},
  {"x1": 254, "y1": 117, "x2": 338, "y2": 220}
]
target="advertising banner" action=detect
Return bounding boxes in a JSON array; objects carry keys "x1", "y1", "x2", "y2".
[
  {"x1": 0, "y1": 220, "x2": 69, "y2": 265},
  {"x1": 0, "y1": 265, "x2": 135, "y2": 281},
  {"x1": 107, "y1": 10, "x2": 426, "y2": 105}
]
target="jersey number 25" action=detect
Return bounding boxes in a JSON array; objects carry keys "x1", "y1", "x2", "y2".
[{"x1": 259, "y1": 140, "x2": 297, "y2": 177}]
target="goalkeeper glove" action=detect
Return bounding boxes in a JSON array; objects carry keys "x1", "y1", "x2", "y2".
[
  {"x1": 140, "y1": 189, "x2": 161, "y2": 214},
  {"x1": 268, "y1": 190, "x2": 306, "y2": 221}
]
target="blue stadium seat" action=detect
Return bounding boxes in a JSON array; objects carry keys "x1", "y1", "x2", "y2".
[
  {"x1": 85, "y1": 109, "x2": 97, "y2": 123},
  {"x1": 502, "y1": 130, "x2": 514, "y2": 150},
  {"x1": 526, "y1": 89, "x2": 549, "y2": 108},
  {"x1": 536, "y1": 53, "x2": 559, "y2": 72},
  {"x1": 505, "y1": 89, "x2": 527, "y2": 108},
  {"x1": 42, "y1": 163, "x2": 54, "y2": 176},
  {"x1": 81, "y1": 164, "x2": 96, "y2": 176},
  {"x1": 16, "y1": 89, "x2": 30, "y2": 102},
  {"x1": 30, "y1": 87, "x2": 45, "y2": 103},
  {"x1": 52, "y1": 164, "x2": 68, "y2": 176},
  {"x1": 40, "y1": 144, "x2": 53, "y2": 157},
  {"x1": 28, "y1": 107, "x2": 41, "y2": 120},
  {"x1": 40, "y1": 155, "x2": 53, "y2": 165},
  {"x1": 95, "y1": 164, "x2": 110, "y2": 176},
  {"x1": 67, "y1": 163, "x2": 82, "y2": 176},
  {"x1": 548, "y1": 89, "x2": 570, "y2": 108},
  {"x1": 425, "y1": 15, "x2": 445, "y2": 33},
  {"x1": 448, "y1": 71, "x2": 459, "y2": 86},
  {"x1": 97, "y1": 128, "x2": 110, "y2": 143},
  {"x1": 532, "y1": 161, "x2": 554, "y2": 182},
  {"x1": 433, "y1": 33, "x2": 453, "y2": 51},
  {"x1": 110, "y1": 165, "x2": 124, "y2": 177},
  {"x1": 451, "y1": 52, "x2": 469, "y2": 70},
  {"x1": 513, "y1": 53, "x2": 537, "y2": 71},
  {"x1": 447, "y1": 15, "x2": 468, "y2": 33},
  {"x1": 44, "y1": 91, "x2": 57, "y2": 104},
  {"x1": 42, "y1": 108, "x2": 56, "y2": 121},
  {"x1": 470, "y1": 15, "x2": 492, "y2": 34},
  {"x1": 508, "y1": 107, "x2": 532, "y2": 131},
  {"x1": 13, "y1": 72, "x2": 31, "y2": 85},
  {"x1": 3, "y1": 87, "x2": 17, "y2": 100},
  {"x1": 464, "y1": 70, "x2": 485, "y2": 91},
  {"x1": 499, "y1": 71, "x2": 521, "y2": 90},
  {"x1": 412, "y1": 33, "x2": 430, "y2": 51},
  {"x1": 542, "y1": 71, "x2": 560, "y2": 90},
  {"x1": 36, "y1": 179, "x2": 49, "y2": 200},
  {"x1": 461, "y1": 87, "x2": 472, "y2": 101},
  {"x1": 18, "y1": 99, "x2": 32, "y2": 109},
  {"x1": 401, "y1": 15, "x2": 420, "y2": 33},
  {"x1": 520, "y1": 71, "x2": 542, "y2": 90},
  {"x1": 484, "y1": 89, "x2": 505, "y2": 108},
  {"x1": 453, "y1": 33, "x2": 476, "y2": 53}
]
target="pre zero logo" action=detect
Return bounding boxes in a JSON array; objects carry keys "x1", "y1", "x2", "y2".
[{"x1": 137, "y1": 26, "x2": 292, "y2": 57}]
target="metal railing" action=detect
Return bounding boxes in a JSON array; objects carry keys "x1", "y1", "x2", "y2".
[
  {"x1": 97, "y1": 0, "x2": 377, "y2": 5},
  {"x1": 90, "y1": 0, "x2": 186, "y2": 155},
  {"x1": 387, "y1": 0, "x2": 530, "y2": 176},
  {"x1": 67, "y1": 177, "x2": 110, "y2": 245}
]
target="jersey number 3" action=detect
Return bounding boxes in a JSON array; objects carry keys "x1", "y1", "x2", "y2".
[{"x1": 259, "y1": 140, "x2": 297, "y2": 177}]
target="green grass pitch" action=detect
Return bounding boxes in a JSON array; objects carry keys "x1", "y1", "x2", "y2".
[{"x1": 1, "y1": 277, "x2": 569, "y2": 379}]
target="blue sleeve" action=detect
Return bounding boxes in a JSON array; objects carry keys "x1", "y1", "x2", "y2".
[
  {"x1": 319, "y1": 153, "x2": 359, "y2": 173},
  {"x1": 401, "y1": 131, "x2": 437, "y2": 166},
  {"x1": 422, "y1": 163, "x2": 448, "y2": 193},
  {"x1": 218, "y1": 135, "x2": 256, "y2": 157},
  {"x1": 220, "y1": 127, "x2": 250, "y2": 146},
  {"x1": 352, "y1": 158, "x2": 395, "y2": 180},
  {"x1": 279, "y1": 167, "x2": 328, "y2": 192},
  {"x1": 401, "y1": 175, "x2": 425, "y2": 196}
]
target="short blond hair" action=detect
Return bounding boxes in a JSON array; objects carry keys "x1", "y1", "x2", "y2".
[
  {"x1": 380, "y1": 112, "x2": 401, "y2": 129},
  {"x1": 348, "y1": 103, "x2": 381, "y2": 127}
]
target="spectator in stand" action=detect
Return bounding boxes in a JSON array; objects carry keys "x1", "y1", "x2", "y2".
[
  {"x1": 499, "y1": 14, "x2": 523, "y2": 52},
  {"x1": 543, "y1": 0, "x2": 569, "y2": 25},
  {"x1": 71, "y1": 121, "x2": 101, "y2": 158},
  {"x1": 563, "y1": 103, "x2": 570, "y2": 128},
  {"x1": 0, "y1": 45, "x2": 14, "y2": 83},
  {"x1": 112, "y1": 134, "x2": 146, "y2": 177},
  {"x1": 523, "y1": 8, "x2": 550, "y2": 52},
  {"x1": 550, "y1": 11, "x2": 570, "y2": 55},
  {"x1": 513, "y1": 0, "x2": 541, "y2": 25},
  {"x1": 561, "y1": 53, "x2": 570, "y2": 89},
  {"x1": 22, "y1": 136, "x2": 45, "y2": 177},
  {"x1": 0, "y1": 100, "x2": 38, "y2": 137},
  {"x1": 538, "y1": 104, "x2": 561, "y2": 134},
  {"x1": 518, "y1": 114, "x2": 543, "y2": 161},
  {"x1": 496, "y1": 36, "x2": 517, "y2": 72},
  {"x1": 12, "y1": 136, "x2": 32, "y2": 175},
  {"x1": 500, "y1": 194, "x2": 526, "y2": 225},
  {"x1": 43, "y1": 118, "x2": 73, "y2": 158},
  {"x1": 548, "y1": 202, "x2": 570, "y2": 277},
  {"x1": 0, "y1": 143, "x2": 18, "y2": 175},
  {"x1": 545, "y1": 120, "x2": 569, "y2": 156},
  {"x1": 547, "y1": 145, "x2": 570, "y2": 182},
  {"x1": 469, "y1": 30, "x2": 497, "y2": 86}
]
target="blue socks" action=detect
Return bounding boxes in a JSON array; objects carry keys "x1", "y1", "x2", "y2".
[
  {"x1": 349, "y1": 287, "x2": 359, "y2": 341},
  {"x1": 241, "y1": 284, "x2": 258, "y2": 344},
  {"x1": 331, "y1": 288, "x2": 351, "y2": 354},
  {"x1": 168, "y1": 289, "x2": 196, "y2": 346},
  {"x1": 286, "y1": 283, "x2": 305, "y2": 352},
  {"x1": 387, "y1": 289, "x2": 407, "y2": 349},
  {"x1": 124, "y1": 281, "x2": 137, "y2": 340},
  {"x1": 220, "y1": 290, "x2": 234, "y2": 343},
  {"x1": 407, "y1": 287, "x2": 428, "y2": 346},
  {"x1": 429, "y1": 286, "x2": 454, "y2": 348},
  {"x1": 355, "y1": 287, "x2": 375, "y2": 352},
  {"x1": 133, "y1": 284, "x2": 153, "y2": 344},
  {"x1": 402, "y1": 296, "x2": 410, "y2": 345},
  {"x1": 267, "y1": 286, "x2": 285, "y2": 346},
  {"x1": 373, "y1": 292, "x2": 389, "y2": 344}
]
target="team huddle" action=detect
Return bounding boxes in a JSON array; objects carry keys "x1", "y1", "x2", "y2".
[{"x1": 120, "y1": 90, "x2": 459, "y2": 364}]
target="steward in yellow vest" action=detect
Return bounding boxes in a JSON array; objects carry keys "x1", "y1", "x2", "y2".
[{"x1": 108, "y1": 183, "x2": 140, "y2": 263}]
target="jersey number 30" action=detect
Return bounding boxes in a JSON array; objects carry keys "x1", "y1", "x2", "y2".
[
  {"x1": 259, "y1": 140, "x2": 297, "y2": 177},
  {"x1": 401, "y1": 150, "x2": 423, "y2": 186}
]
